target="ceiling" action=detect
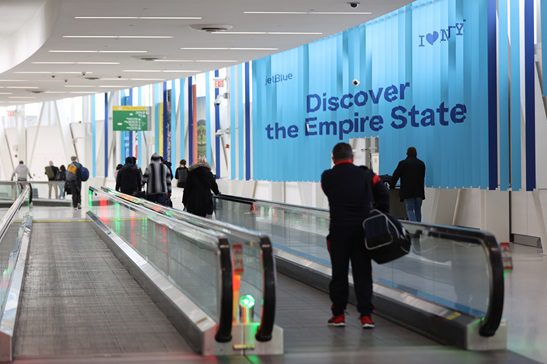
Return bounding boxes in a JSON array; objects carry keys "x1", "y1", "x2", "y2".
[{"x1": 0, "y1": 0, "x2": 412, "y2": 105}]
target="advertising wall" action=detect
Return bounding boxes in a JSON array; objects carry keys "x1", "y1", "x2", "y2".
[{"x1": 252, "y1": 0, "x2": 493, "y2": 188}]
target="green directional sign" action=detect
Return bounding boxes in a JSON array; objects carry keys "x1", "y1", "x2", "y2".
[{"x1": 113, "y1": 106, "x2": 149, "y2": 131}]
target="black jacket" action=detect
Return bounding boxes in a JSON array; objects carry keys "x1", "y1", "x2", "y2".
[
  {"x1": 182, "y1": 163, "x2": 220, "y2": 217},
  {"x1": 321, "y1": 162, "x2": 389, "y2": 229},
  {"x1": 390, "y1": 156, "x2": 426, "y2": 201},
  {"x1": 116, "y1": 163, "x2": 142, "y2": 195}
]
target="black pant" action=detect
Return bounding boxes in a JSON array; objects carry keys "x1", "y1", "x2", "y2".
[
  {"x1": 328, "y1": 225, "x2": 373, "y2": 316},
  {"x1": 69, "y1": 180, "x2": 81, "y2": 208}
]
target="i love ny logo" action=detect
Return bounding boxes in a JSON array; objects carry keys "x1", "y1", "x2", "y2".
[{"x1": 418, "y1": 20, "x2": 466, "y2": 47}]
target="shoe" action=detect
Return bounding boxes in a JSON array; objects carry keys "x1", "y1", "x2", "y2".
[
  {"x1": 327, "y1": 314, "x2": 345, "y2": 327},
  {"x1": 360, "y1": 315, "x2": 375, "y2": 329},
  {"x1": 77, "y1": 203, "x2": 81, "y2": 210}
]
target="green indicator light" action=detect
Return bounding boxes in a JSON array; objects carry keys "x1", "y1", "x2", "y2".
[{"x1": 239, "y1": 294, "x2": 255, "y2": 309}]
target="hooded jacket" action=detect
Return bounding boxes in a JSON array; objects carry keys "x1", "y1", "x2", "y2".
[{"x1": 182, "y1": 161, "x2": 220, "y2": 217}]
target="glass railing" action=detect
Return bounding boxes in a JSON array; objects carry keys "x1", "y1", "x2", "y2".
[
  {"x1": 100, "y1": 187, "x2": 276, "y2": 342},
  {"x1": 212, "y1": 194, "x2": 504, "y2": 338},
  {"x1": 88, "y1": 187, "x2": 233, "y2": 342},
  {"x1": 0, "y1": 182, "x2": 18, "y2": 204},
  {"x1": 0, "y1": 186, "x2": 31, "y2": 320}
]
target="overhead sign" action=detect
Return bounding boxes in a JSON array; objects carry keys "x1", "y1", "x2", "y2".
[{"x1": 113, "y1": 106, "x2": 149, "y2": 131}]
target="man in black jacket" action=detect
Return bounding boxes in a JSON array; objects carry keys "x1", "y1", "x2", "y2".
[
  {"x1": 116, "y1": 156, "x2": 142, "y2": 196},
  {"x1": 321, "y1": 142, "x2": 389, "y2": 329},
  {"x1": 390, "y1": 147, "x2": 426, "y2": 222}
]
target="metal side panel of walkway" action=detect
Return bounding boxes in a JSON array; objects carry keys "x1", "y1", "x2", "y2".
[{"x1": 13, "y1": 220, "x2": 196, "y2": 361}]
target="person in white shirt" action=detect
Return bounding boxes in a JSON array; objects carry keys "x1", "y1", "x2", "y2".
[{"x1": 11, "y1": 160, "x2": 33, "y2": 203}]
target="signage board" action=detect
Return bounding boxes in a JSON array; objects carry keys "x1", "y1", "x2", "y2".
[{"x1": 113, "y1": 106, "x2": 149, "y2": 131}]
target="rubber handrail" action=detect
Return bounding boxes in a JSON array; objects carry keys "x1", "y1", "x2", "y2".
[{"x1": 215, "y1": 194, "x2": 504, "y2": 337}]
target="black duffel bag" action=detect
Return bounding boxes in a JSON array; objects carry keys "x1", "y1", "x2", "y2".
[{"x1": 363, "y1": 209, "x2": 411, "y2": 264}]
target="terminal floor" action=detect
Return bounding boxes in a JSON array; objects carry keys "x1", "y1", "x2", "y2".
[{"x1": 12, "y1": 206, "x2": 544, "y2": 363}]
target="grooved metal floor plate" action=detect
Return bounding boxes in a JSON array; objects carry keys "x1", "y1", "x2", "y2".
[{"x1": 14, "y1": 221, "x2": 193, "y2": 358}]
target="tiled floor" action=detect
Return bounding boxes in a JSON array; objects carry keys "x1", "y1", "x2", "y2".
[{"x1": 505, "y1": 244, "x2": 547, "y2": 363}]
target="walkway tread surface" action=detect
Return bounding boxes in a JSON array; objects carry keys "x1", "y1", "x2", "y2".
[{"x1": 14, "y1": 221, "x2": 194, "y2": 359}]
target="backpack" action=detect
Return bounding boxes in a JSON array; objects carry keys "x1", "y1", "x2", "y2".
[
  {"x1": 79, "y1": 166, "x2": 90, "y2": 182},
  {"x1": 362, "y1": 209, "x2": 411, "y2": 264}
]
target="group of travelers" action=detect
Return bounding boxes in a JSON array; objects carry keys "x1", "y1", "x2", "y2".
[
  {"x1": 114, "y1": 154, "x2": 220, "y2": 218},
  {"x1": 10, "y1": 156, "x2": 88, "y2": 209}
]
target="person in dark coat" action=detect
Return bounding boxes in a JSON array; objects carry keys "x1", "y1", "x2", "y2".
[
  {"x1": 182, "y1": 158, "x2": 220, "y2": 217},
  {"x1": 321, "y1": 142, "x2": 389, "y2": 329},
  {"x1": 390, "y1": 146, "x2": 426, "y2": 222},
  {"x1": 115, "y1": 156, "x2": 142, "y2": 196}
]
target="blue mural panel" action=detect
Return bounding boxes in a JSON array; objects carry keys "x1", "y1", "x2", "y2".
[{"x1": 252, "y1": 0, "x2": 489, "y2": 188}]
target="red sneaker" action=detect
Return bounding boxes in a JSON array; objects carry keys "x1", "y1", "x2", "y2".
[
  {"x1": 360, "y1": 314, "x2": 375, "y2": 329},
  {"x1": 327, "y1": 314, "x2": 346, "y2": 327}
]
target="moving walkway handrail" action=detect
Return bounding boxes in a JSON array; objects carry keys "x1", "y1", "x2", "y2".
[
  {"x1": 101, "y1": 187, "x2": 276, "y2": 342},
  {"x1": 213, "y1": 193, "x2": 504, "y2": 338},
  {"x1": 0, "y1": 186, "x2": 30, "y2": 241},
  {"x1": 88, "y1": 186, "x2": 233, "y2": 343}
]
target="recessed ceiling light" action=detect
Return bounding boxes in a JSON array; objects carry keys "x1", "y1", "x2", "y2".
[
  {"x1": 180, "y1": 47, "x2": 278, "y2": 51},
  {"x1": 212, "y1": 31, "x2": 322, "y2": 35},
  {"x1": 33, "y1": 61, "x2": 120, "y2": 65},
  {"x1": 75, "y1": 16, "x2": 202, "y2": 20},
  {"x1": 5, "y1": 86, "x2": 39, "y2": 89},
  {"x1": 0, "y1": 79, "x2": 27, "y2": 82},
  {"x1": 196, "y1": 60, "x2": 237, "y2": 63},
  {"x1": 0, "y1": 92, "x2": 13, "y2": 95},
  {"x1": 49, "y1": 50, "x2": 148, "y2": 53},
  {"x1": 63, "y1": 35, "x2": 173, "y2": 39},
  {"x1": 243, "y1": 11, "x2": 372, "y2": 15},
  {"x1": 9, "y1": 96, "x2": 35, "y2": 99}
]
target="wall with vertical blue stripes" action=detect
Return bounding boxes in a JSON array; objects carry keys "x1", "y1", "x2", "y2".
[{"x1": 251, "y1": 0, "x2": 490, "y2": 187}]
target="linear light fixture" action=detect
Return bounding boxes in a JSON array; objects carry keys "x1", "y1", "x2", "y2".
[
  {"x1": 122, "y1": 69, "x2": 199, "y2": 73},
  {"x1": 63, "y1": 35, "x2": 173, "y2": 39},
  {"x1": 0, "y1": 92, "x2": 13, "y2": 95},
  {"x1": 0, "y1": 79, "x2": 27, "y2": 82},
  {"x1": 196, "y1": 60, "x2": 237, "y2": 63},
  {"x1": 33, "y1": 61, "x2": 120, "y2": 65},
  {"x1": 9, "y1": 96, "x2": 35, "y2": 99},
  {"x1": 49, "y1": 50, "x2": 148, "y2": 53},
  {"x1": 243, "y1": 11, "x2": 372, "y2": 15},
  {"x1": 5, "y1": 86, "x2": 39, "y2": 89},
  {"x1": 69, "y1": 91, "x2": 96, "y2": 94},
  {"x1": 212, "y1": 31, "x2": 322, "y2": 35},
  {"x1": 15, "y1": 71, "x2": 94, "y2": 74},
  {"x1": 44, "y1": 91, "x2": 66, "y2": 94},
  {"x1": 100, "y1": 85, "x2": 131, "y2": 88},
  {"x1": 161, "y1": 70, "x2": 200, "y2": 73},
  {"x1": 129, "y1": 78, "x2": 166, "y2": 81},
  {"x1": 180, "y1": 47, "x2": 278, "y2": 50},
  {"x1": 153, "y1": 59, "x2": 194, "y2": 62},
  {"x1": 75, "y1": 16, "x2": 202, "y2": 20},
  {"x1": 64, "y1": 85, "x2": 95, "y2": 88}
]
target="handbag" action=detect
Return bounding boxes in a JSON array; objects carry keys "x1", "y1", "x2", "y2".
[{"x1": 363, "y1": 209, "x2": 411, "y2": 264}]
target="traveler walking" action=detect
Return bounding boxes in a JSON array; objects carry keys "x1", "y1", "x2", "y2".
[
  {"x1": 142, "y1": 153, "x2": 172, "y2": 206},
  {"x1": 57, "y1": 165, "x2": 67, "y2": 199},
  {"x1": 321, "y1": 142, "x2": 389, "y2": 329},
  {"x1": 390, "y1": 147, "x2": 426, "y2": 222},
  {"x1": 182, "y1": 158, "x2": 220, "y2": 217},
  {"x1": 45, "y1": 161, "x2": 59, "y2": 199},
  {"x1": 11, "y1": 160, "x2": 33, "y2": 204},
  {"x1": 175, "y1": 159, "x2": 188, "y2": 188},
  {"x1": 116, "y1": 156, "x2": 142, "y2": 196},
  {"x1": 66, "y1": 156, "x2": 83, "y2": 209}
]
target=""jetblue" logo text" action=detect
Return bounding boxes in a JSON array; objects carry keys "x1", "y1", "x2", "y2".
[
  {"x1": 418, "y1": 20, "x2": 465, "y2": 47},
  {"x1": 265, "y1": 73, "x2": 294, "y2": 86}
]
